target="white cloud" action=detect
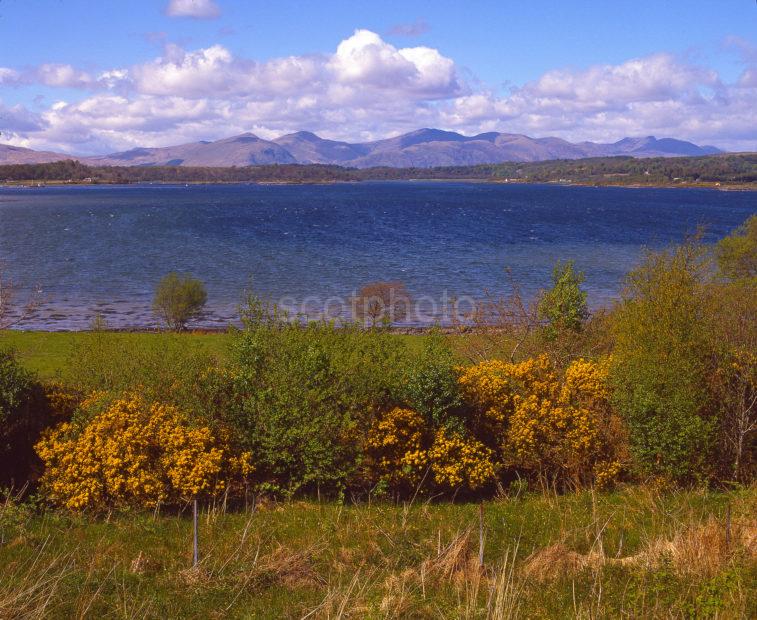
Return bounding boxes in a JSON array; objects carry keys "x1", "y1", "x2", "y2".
[
  {"x1": 2, "y1": 31, "x2": 755, "y2": 154},
  {"x1": 165, "y1": 0, "x2": 220, "y2": 19}
]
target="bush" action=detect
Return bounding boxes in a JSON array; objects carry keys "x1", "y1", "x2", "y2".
[
  {"x1": 460, "y1": 354, "x2": 626, "y2": 488},
  {"x1": 152, "y1": 272, "x2": 207, "y2": 331},
  {"x1": 609, "y1": 242, "x2": 716, "y2": 485},
  {"x1": 0, "y1": 350, "x2": 46, "y2": 487},
  {"x1": 715, "y1": 214, "x2": 756, "y2": 281},
  {"x1": 36, "y1": 395, "x2": 252, "y2": 511},
  {"x1": 402, "y1": 332, "x2": 462, "y2": 428},
  {"x1": 537, "y1": 260, "x2": 589, "y2": 340},
  {"x1": 229, "y1": 319, "x2": 408, "y2": 497},
  {"x1": 67, "y1": 331, "x2": 217, "y2": 415},
  {"x1": 365, "y1": 407, "x2": 428, "y2": 492},
  {"x1": 351, "y1": 281, "x2": 412, "y2": 327},
  {"x1": 504, "y1": 357, "x2": 625, "y2": 489},
  {"x1": 426, "y1": 427, "x2": 497, "y2": 492}
]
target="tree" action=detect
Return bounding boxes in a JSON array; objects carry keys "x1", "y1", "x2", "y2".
[
  {"x1": 152, "y1": 272, "x2": 207, "y2": 331},
  {"x1": 537, "y1": 260, "x2": 589, "y2": 341},
  {"x1": 609, "y1": 242, "x2": 715, "y2": 484},
  {"x1": 716, "y1": 214, "x2": 757, "y2": 281},
  {"x1": 709, "y1": 218, "x2": 757, "y2": 481},
  {"x1": 0, "y1": 349, "x2": 39, "y2": 486},
  {"x1": 352, "y1": 281, "x2": 412, "y2": 327}
]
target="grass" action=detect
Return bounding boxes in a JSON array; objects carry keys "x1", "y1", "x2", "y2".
[
  {"x1": 0, "y1": 330, "x2": 235, "y2": 379},
  {"x1": 0, "y1": 330, "x2": 432, "y2": 379},
  {"x1": 1, "y1": 486, "x2": 754, "y2": 618}
]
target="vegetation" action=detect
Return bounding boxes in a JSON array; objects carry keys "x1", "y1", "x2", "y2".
[
  {"x1": 0, "y1": 487, "x2": 753, "y2": 618},
  {"x1": 0, "y1": 216, "x2": 754, "y2": 616},
  {"x1": 1, "y1": 152, "x2": 755, "y2": 187},
  {"x1": 152, "y1": 272, "x2": 208, "y2": 331},
  {"x1": 351, "y1": 281, "x2": 412, "y2": 327}
]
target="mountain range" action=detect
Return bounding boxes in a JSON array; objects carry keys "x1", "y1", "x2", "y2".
[{"x1": 0, "y1": 128, "x2": 722, "y2": 168}]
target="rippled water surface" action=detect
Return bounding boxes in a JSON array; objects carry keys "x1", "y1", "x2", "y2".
[{"x1": 1, "y1": 182, "x2": 754, "y2": 329}]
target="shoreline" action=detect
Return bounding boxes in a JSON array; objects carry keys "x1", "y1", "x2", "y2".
[{"x1": 2, "y1": 178, "x2": 755, "y2": 191}]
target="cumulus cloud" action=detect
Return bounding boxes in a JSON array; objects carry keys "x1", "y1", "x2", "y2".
[
  {"x1": 1, "y1": 30, "x2": 755, "y2": 154},
  {"x1": 165, "y1": 0, "x2": 220, "y2": 19}
]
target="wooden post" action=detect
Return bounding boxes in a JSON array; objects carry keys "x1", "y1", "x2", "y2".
[
  {"x1": 193, "y1": 498, "x2": 199, "y2": 567},
  {"x1": 478, "y1": 501, "x2": 485, "y2": 568},
  {"x1": 725, "y1": 503, "x2": 732, "y2": 553}
]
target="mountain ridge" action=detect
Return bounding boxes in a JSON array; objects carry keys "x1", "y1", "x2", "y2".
[{"x1": 0, "y1": 129, "x2": 723, "y2": 168}]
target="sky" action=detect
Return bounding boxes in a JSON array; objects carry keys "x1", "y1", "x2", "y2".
[{"x1": 0, "y1": 0, "x2": 755, "y2": 155}]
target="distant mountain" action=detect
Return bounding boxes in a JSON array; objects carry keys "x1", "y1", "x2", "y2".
[
  {"x1": 0, "y1": 129, "x2": 723, "y2": 168},
  {"x1": 604, "y1": 136, "x2": 722, "y2": 157},
  {"x1": 273, "y1": 131, "x2": 368, "y2": 164},
  {"x1": 0, "y1": 144, "x2": 76, "y2": 165},
  {"x1": 87, "y1": 133, "x2": 296, "y2": 167}
]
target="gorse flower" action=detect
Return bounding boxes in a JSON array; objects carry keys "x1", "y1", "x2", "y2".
[
  {"x1": 35, "y1": 395, "x2": 252, "y2": 511},
  {"x1": 460, "y1": 355, "x2": 625, "y2": 488}
]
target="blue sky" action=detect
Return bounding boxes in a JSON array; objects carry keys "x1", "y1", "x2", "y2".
[{"x1": 1, "y1": 0, "x2": 755, "y2": 153}]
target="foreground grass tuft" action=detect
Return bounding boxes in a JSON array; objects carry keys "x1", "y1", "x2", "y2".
[{"x1": 1, "y1": 486, "x2": 754, "y2": 618}]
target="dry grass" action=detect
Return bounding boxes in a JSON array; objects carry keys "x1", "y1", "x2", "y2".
[
  {"x1": 523, "y1": 514, "x2": 757, "y2": 584},
  {"x1": 0, "y1": 543, "x2": 72, "y2": 619},
  {"x1": 0, "y1": 486, "x2": 754, "y2": 618}
]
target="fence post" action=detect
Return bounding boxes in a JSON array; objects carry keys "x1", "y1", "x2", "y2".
[
  {"x1": 478, "y1": 501, "x2": 485, "y2": 568},
  {"x1": 193, "y1": 498, "x2": 199, "y2": 567}
]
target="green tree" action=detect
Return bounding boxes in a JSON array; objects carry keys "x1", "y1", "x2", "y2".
[
  {"x1": 716, "y1": 214, "x2": 757, "y2": 281},
  {"x1": 537, "y1": 260, "x2": 589, "y2": 341},
  {"x1": 0, "y1": 349, "x2": 41, "y2": 486},
  {"x1": 403, "y1": 331, "x2": 462, "y2": 429},
  {"x1": 152, "y1": 272, "x2": 207, "y2": 331},
  {"x1": 610, "y1": 242, "x2": 715, "y2": 484}
]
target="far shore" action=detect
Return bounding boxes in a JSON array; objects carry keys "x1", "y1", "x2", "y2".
[{"x1": 2, "y1": 178, "x2": 754, "y2": 191}]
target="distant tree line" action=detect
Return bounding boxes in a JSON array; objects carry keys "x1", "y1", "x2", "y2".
[{"x1": 1, "y1": 153, "x2": 755, "y2": 185}]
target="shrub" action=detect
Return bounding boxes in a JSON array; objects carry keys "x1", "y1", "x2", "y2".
[
  {"x1": 351, "y1": 281, "x2": 412, "y2": 327},
  {"x1": 35, "y1": 395, "x2": 251, "y2": 510},
  {"x1": 365, "y1": 407, "x2": 428, "y2": 492},
  {"x1": 460, "y1": 354, "x2": 626, "y2": 488},
  {"x1": 226, "y1": 312, "x2": 411, "y2": 497},
  {"x1": 402, "y1": 332, "x2": 462, "y2": 428},
  {"x1": 458, "y1": 354, "x2": 556, "y2": 435},
  {"x1": 152, "y1": 272, "x2": 207, "y2": 331},
  {"x1": 67, "y1": 331, "x2": 217, "y2": 415},
  {"x1": 715, "y1": 214, "x2": 756, "y2": 281},
  {"x1": 505, "y1": 357, "x2": 625, "y2": 488},
  {"x1": 0, "y1": 350, "x2": 46, "y2": 487},
  {"x1": 426, "y1": 427, "x2": 497, "y2": 492},
  {"x1": 231, "y1": 324, "x2": 358, "y2": 497},
  {"x1": 610, "y1": 242, "x2": 716, "y2": 485},
  {"x1": 537, "y1": 260, "x2": 589, "y2": 340}
]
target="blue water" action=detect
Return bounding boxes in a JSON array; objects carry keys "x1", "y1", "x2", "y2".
[{"x1": 0, "y1": 182, "x2": 754, "y2": 329}]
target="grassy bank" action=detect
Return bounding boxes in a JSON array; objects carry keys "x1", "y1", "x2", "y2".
[
  {"x1": 1, "y1": 486, "x2": 754, "y2": 618},
  {"x1": 0, "y1": 330, "x2": 434, "y2": 379},
  {"x1": 0, "y1": 330, "x2": 233, "y2": 379}
]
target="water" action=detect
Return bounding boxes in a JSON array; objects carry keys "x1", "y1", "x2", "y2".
[{"x1": 0, "y1": 182, "x2": 754, "y2": 330}]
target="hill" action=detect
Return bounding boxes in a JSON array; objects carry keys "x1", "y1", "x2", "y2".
[{"x1": 0, "y1": 129, "x2": 724, "y2": 168}]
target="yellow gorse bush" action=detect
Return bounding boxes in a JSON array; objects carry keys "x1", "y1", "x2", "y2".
[
  {"x1": 427, "y1": 427, "x2": 497, "y2": 491},
  {"x1": 460, "y1": 355, "x2": 625, "y2": 488},
  {"x1": 35, "y1": 395, "x2": 252, "y2": 511},
  {"x1": 366, "y1": 407, "x2": 497, "y2": 492},
  {"x1": 365, "y1": 407, "x2": 427, "y2": 488},
  {"x1": 458, "y1": 355, "x2": 558, "y2": 427}
]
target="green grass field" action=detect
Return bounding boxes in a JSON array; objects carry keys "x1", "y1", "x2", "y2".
[
  {"x1": 0, "y1": 330, "x2": 233, "y2": 378},
  {"x1": 0, "y1": 330, "x2": 434, "y2": 379},
  {"x1": 2, "y1": 487, "x2": 754, "y2": 618}
]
